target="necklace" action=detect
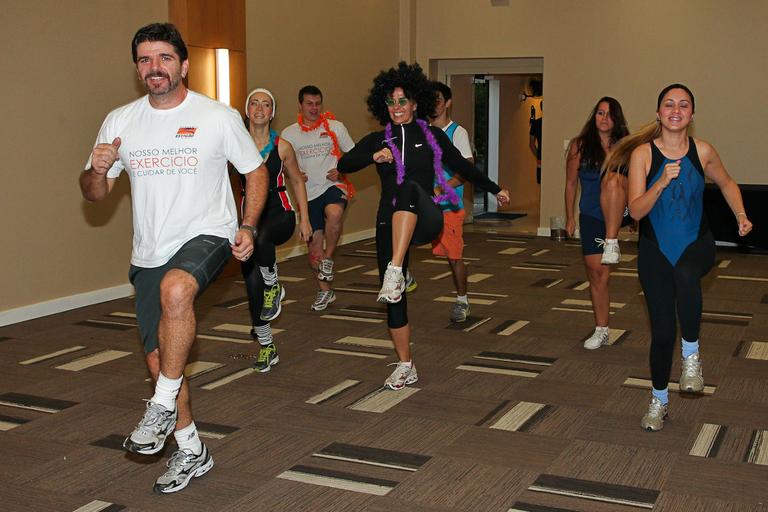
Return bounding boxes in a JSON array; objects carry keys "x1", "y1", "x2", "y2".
[
  {"x1": 298, "y1": 112, "x2": 356, "y2": 198},
  {"x1": 384, "y1": 119, "x2": 459, "y2": 205}
]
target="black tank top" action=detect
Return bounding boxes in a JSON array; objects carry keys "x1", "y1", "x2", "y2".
[{"x1": 239, "y1": 140, "x2": 294, "y2": 212}]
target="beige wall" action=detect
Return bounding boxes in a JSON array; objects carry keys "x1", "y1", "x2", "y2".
[
  {"x1": 0, "y1": 0, "x2": 167, "y2": 312},
  {"x1": 245, "y1": 0, "x2": 399, "y2": 254},
  {"x1": 412, "y1": 0, "x2": 768, "y2": 230}
]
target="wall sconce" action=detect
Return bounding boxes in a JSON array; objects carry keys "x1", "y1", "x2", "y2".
[{"x1": 215, "y1": 48, "x2": 230, "y2": 106}]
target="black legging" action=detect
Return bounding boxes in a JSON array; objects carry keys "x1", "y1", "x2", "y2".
[
  {"x1": 637, "y1": 232, "x2": 715, "y2": 390},
  {"x1": 241, "y1": 207, "x2": 296, "y2": 327},
  {"x1": 377, "y1": 180, "x2": 443, "y2": 328}
]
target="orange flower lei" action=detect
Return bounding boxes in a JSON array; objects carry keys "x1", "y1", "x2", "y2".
[{"x1": 298, "y1": 111, "x2": 356, "y2": 198}]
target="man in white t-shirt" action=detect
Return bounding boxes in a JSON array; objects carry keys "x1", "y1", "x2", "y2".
[
  {"x1": 79, "y1": 23, "x2": 268, "y2": 494},
  {"x1": 280, "y1": 86, "x2": 355, "y2": 311},
  {"x1": 429, "y1": 81, "x2": 475, "y2": 323}
]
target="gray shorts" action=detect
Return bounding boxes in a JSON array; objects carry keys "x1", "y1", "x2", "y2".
[{"x1": 129, "y1": 234, "x2": 231, "y2": 353}]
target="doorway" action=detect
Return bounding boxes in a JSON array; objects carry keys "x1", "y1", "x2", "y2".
[{"x1": 431, "y1": 58, "x2": 543, "y2": 229}]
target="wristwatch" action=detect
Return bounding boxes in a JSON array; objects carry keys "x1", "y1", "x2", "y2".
[{"x1": 240, "y1": 224, "x2": 258, "y2": 237}]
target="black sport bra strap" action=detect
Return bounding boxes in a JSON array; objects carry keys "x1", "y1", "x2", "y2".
[
  {"x1": 648, "y1": 142, "x2": 664, "y2": 185},
  {"x1": 686, "y1": 136, "x2": 705, "y2": 176}
]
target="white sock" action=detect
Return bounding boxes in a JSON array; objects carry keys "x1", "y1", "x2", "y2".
[
  {"x1": 151, "y1": 372, "x2": 182, "y2": 411},
  {"x1": 595, "y1": 326, "x2": 609, "y2": 336},
  {"x1": 174, "y1": 421, "x2": 202, "y2": 455},
  {"x1": 399, "y1": 360, "x2": 412, "y2": 367},
  {"x1": 260, "y1": 264, "x2": 278, "y2": 286},
  {"x1": 456, "y1": 295, "x2": 469, "y2": 304},
  {"x1": 390, "y1": 263, "x2": 402, "y2": 272},
  {"x1": 605, "y1": 239, "x2": 618, "y2": 244}
]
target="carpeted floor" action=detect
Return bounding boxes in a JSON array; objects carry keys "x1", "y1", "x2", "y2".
[{"x1": 1, "y1": 221, "x2": 767, "y2": 511}]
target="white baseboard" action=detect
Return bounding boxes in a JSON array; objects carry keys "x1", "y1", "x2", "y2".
[
  {"x1": 0, "y1": 228, "x2": 377, "y2": 327},
  {"x1": 0, "y1": 283, "x2": 135, "y2": 327},
  {"x1": 276, "y1": 227, "x2": 376, "y2": 261}
]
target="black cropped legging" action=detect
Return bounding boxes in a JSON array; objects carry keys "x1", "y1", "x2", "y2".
[
  {"x1": 240, "y1": 206, "x2": 296, "y2": 327},
  {"x1": 377, "y1": 180, "x2": 443, "y2": 329},
  {"x1": 637, "y1": 232, "x2": 715, "y2": 390}
]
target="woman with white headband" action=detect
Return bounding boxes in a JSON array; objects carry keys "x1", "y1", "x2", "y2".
[{"x1": 240, "y1": 88, "x2": 312, "y2": 372}]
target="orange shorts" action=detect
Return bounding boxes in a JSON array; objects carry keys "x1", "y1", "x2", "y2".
[{"x1": 431, "y1": 209, "x2": 465, "y2": 260}]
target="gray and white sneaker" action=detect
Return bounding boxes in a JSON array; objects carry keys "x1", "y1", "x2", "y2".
[
  {"x1": 384, "y1": 361, "x2": 418, "y2": 390},
  {"x1": 450, "y1": 301, "x2": 470, "y2": 322},
  {"x1": 317, "y1": 258, "x2": 334, "y2": 282},
  {"x1": 123, "y1": 400, "x2": 177, "y2": 455},
  {"x1": 153, "y1": 444, "x2": 214, "y2": 494},
  {"x1": 311, "y1": 290, "x2": 336, "y2": 311},
  {"x1": 583, "y1": 327, "x2": 610, "y2": 350},
  {"x1": 679, "y1": 352, "x2": 704, "y2": 392},
  {"x1": 377, "y1": 262, "x2": 405, "y2": 304},
  {"x1": 641, "y1": 397, "x2": 668, "y2": 432},
  {"x1": 600, "y1": 240, "x2": 621, "y2": 264}
]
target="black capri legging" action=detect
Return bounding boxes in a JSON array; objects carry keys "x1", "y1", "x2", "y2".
[
  {"x1": 240, "y1": 206, "x2": 296, "y2": 327},
  {"x1": 637, "y1": 232, "x2": 715, "y2": 390},
  {"x1": 377, "y1": 180, "x2": 443, "y2": 329}
]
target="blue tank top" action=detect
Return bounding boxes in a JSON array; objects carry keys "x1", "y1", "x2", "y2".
[
  {"x1": 643, "y1": 137, "x2": 706, "y2": 265},
  {"x1": 435, "y1": 122, "x2": 465, "y2": 212},
  {"x1": 578, "y1": 162, "x2": 603, "y2": 220}
]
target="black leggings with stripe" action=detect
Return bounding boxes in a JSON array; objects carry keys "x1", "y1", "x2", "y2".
[
  {"x1": 637, "y1": 232, "x2": 715, "y2": 390},
  {"x1": 377, "y1": 180, "x2": 443, "y2": 329},
  {"x1": 240, "y1": 207, "x2": 295, "y2": 327}
]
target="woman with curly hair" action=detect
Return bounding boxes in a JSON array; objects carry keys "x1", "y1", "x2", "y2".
[
  {"x1": 564, "y1": 97, "x2": 630, "y2": 349},
  {"x1": 338, "y1": 62, "x2": 510, "y2": 390},
  {"x1": 605, "y1": 84, "x2": 752, "y2": 431}
]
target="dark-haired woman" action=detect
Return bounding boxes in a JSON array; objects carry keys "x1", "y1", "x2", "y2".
[
  {"x1": 338, "y1": 62, "x2": 510, "y2": 390},
  {"x1": 241, "y1": 88, "x2": 312, "y2": 372},
  {"x1": 606, "y1": 84, "x2": 752, "y2": 431},
  {"x1": 565, "y1": 97, "x2": 630, "y2": 350}
]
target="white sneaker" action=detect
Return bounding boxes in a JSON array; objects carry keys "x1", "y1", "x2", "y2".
[
  {"x1": 384, "y1": 361, "x2": 418, "y2": 390},
  {"x1": 310, "y1": 290, "x2": 336, "y2": 311},
  {"x1": 679, "y1": 352, "x2": 704, "y2": 393},
  {"x1": 641, "y1": 397, "x2": 668, "y2": 432},
  {"x1": 583, "y1": 327, "x2": 609, "y2": 350},
  {"x1": 317, "y1": 258, "x2": 334, "y2": 281},
  {"x1": 377, "y1": 262, "x2": 405, "y2": 303},
  {"x1": 600, "y1": 240, "x2": 621, "y2": 264}
]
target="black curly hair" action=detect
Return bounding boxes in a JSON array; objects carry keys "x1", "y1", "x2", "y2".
[{"x1": 366, "y1": 61, "x2": 437, "y2": 126}]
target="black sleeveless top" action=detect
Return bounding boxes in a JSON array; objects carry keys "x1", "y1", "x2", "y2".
[{"x1": 239, "y1": 141, "x2": 294, "y2": 212}]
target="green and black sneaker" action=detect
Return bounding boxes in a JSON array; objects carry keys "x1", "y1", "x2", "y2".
[
  {"x1": 253, "y1": 343, "x2": 279, "y2": 373},
  {"x1": 260, "y1": 283, "x2": 285, "y2": 321}
]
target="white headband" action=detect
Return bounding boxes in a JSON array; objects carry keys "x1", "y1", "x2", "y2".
[{"x1": 245, "y1": 87, "x2": 276, "y2": 120}]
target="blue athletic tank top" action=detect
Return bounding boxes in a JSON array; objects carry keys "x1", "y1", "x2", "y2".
[
  {"x1": 436, "y1": 122, "x2": 465, "y2": 211},
  {"x1": 578, "y1": 162, "x2": 603, "y2": 220},
  {"x1": 641, "y1": 137, "x2": 707, "y2": 265}
]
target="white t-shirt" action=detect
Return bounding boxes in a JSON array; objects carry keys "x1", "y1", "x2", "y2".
[
  {"x1": 446, "y1": 121, "x2": 473, "y2": 159},
  {"x1": 85, "y1": 91, "x2": 263, "y2": 268},
  {"x1": 281, "y1": 119, "x2": 355, "y2": 201}
]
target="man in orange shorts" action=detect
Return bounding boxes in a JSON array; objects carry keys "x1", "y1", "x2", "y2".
[{"x1": 430, "y1": 81, "x2": 474, "y2": 322}]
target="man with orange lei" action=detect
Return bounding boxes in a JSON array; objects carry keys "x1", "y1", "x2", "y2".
[{"x1": 281, "y1": 85, "x2": 355, "y2": 311}]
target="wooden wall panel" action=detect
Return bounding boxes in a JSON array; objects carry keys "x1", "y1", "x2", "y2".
[
  {"x1": 186, "y1": 46, "x2": 216, "y2": 100},
  {"x1": 169, "y1": 0, "x2": 245, "y2": 51}
]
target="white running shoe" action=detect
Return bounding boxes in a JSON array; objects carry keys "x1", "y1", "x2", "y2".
[
  {"x1": 641, "y1": 397, "x2": 668, "y2": 432},
  {"x1": 317, "y1": 258, "x2": 334, "y2": 281},
  {"x1": 377, "y1": 262, "x2": 405, "y2": 304},
  {"x1": 311, "y1": 290, "x2": 336, "y2": 311},
  {"x1": 583, "y1": 327, "x2": 610, "y2": 350},
  {"x1": 384, "y1": 361, "x2": 418, "y2": 390},
  {"x1": 600, "y1": 240, "x2": 621, "y2": 264},
  {"x1": 680, "y1": 352, "x2": 704, "y2": 393}
]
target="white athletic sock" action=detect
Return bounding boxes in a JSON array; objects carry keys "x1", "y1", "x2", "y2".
[
  {"x1": 174, "y1": 421, "x2": 202, "y2": 455},
  {"x1": 151, "y1": 372, "x2": 182, "y2": 411},
  {"x1": 255, "y1": 324, "x2": 273, "y2": 346},
  {"x1": 260, "y1": 263, "x2": 278, "y2": 286},
  {"x1": 605, "y1": 238, "x2": 618, "y2": 244},
  {"x1": 390, "y1": 263, "x2": 402, "y2": 273},
  {"x1": 456, "y1": 295, "x2": 469, "y2": 304}
]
